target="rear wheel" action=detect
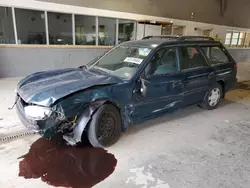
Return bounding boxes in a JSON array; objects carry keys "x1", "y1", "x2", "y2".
[
  {"x1": 200, "y1": 83, "x2": 222, "y2": 110},
  {"x1": 87, "y1": 104, "x2": 121, "y2": 148}
]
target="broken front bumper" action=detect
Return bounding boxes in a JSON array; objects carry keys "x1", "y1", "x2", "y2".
[{"x1": 16, "y1": 97, "x2": 40, "y2": 131}]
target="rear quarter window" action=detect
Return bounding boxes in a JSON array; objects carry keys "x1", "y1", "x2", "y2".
[{"x1": 202, "y1": 46, "x2": 230, "y2": 65}]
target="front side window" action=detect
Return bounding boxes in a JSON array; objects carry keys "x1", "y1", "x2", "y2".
[
  {"x1": 88, "y1": 45, "x2": 152, "y2": 80},
  {"x1": 201, "y1": 46, "x2": 230, "y2": 65},
  {"x1": 145, "y1": 47, "x2": 178, "y2": 76},
  {"x1": 179, "y1": 46, "x2": 208, "y2": 70}
]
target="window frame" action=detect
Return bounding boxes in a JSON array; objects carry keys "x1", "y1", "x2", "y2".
[
  {"x1": 0, "y1": 5, "x2": 137, "y2": 46},
  {"x1": 178, "y1": 45, "x2": 210, "y2": 72},
  {"x1": 143, "y1": 46, "x2": 180, "y2": 79}
]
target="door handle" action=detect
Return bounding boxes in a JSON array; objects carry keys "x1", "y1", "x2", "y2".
[
  {"x1": 208, "y1": 72, "x2": 215, "y2": 79},
  {"x1": 173, "y1": 81, "x2": 182, "y2": 87}
]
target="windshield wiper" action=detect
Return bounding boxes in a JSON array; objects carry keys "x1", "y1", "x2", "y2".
[
  {"x1": 79, "y1": 64, "x2": 88, "y2": 69},
  {"x1": 91, "y1": 67, "x2": 110, "y2": 75}
]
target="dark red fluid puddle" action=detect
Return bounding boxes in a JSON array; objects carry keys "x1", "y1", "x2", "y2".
[{"x1": 18, "y1": 136, "x2": 117, "y2": 188}]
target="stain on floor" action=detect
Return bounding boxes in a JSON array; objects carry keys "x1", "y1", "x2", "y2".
[
  {"x1": 236, "y1": 81, "x2": 250, "y2": 90},
  {"x1": 18, "y1": 136, "x2": 117, "y2": 188}
]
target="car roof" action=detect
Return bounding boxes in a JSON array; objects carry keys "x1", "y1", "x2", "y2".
[{"x1": 122, "y1": 36, "x2": 221, "y2": 48}]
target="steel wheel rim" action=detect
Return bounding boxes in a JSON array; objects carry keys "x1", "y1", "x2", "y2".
[
  {"x1": 98, "y1": 112, "x2": 116, "y2": 142},
  {"x1": 208, "y1": 88, "x2": 220, "y2": 106}
]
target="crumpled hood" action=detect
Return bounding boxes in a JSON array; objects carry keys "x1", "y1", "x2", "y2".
[{"x1": 17, "y1": 68, "x2": 121, "y2": 106}]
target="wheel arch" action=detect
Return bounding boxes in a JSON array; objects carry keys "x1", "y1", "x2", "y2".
[{"x1": 217, "y1": 80, "x2": 225, "y2": 98}]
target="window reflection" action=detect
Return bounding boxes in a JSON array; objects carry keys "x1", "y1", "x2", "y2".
[
  {"x1": 15, "y1": 8, "x2": 46, "y2": 44},
  {"x1": 48, "y1": 12, "x2": 72, "y2": 45},
  {"x1": 0, "y1": 7, "x2": 15, "y2": 44},
  {"x1": 75, "y1": 15, "x2": 96, "y2": 45},
  {"x1": 118, "y1": 19, "x2": 134, "y2": 44},
  {"x1": 98, "y1": 17, "x2": 116, "y2": 46}
]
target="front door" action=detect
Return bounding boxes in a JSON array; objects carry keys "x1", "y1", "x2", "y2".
[
  {"x1": 131, "y1": 47, "x2": 184, "y2": 121},
  {"x1": 178, "y1": 46, "x2": 216, "y2": 105}
]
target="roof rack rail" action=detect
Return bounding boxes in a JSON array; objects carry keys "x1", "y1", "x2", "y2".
[
  {"x1": 142, "y1": 35, "x2": 215, "y2": 41},
  {"x1": 177, "y1": 36, "x2": 214, "y2": 41},
  {"x1": 142, "y1": 35, "x2": 178, "y2": 40}
]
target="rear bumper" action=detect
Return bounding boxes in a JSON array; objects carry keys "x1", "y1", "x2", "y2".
[{"x1": 16, "y1": 97, "x2": 40, "y2": 131}]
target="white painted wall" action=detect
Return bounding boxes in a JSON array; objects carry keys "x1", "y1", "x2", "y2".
[
  {"x1": 136, "y1": 23, "x2": 144, "y2": 40},
  {"x1": 145, "y1": 25, "x2": 162, "y2": 37}
]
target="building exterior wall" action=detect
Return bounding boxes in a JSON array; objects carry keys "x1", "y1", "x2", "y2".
[{"x1": 39, "y1": 0, "x2": 250, "y2": 29}]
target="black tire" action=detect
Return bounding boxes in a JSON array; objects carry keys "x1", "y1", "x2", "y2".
[
  {"x1": 87, "y1": 104, "x2": 121, "y2": 148},
  {"x1": 200, "y1": 83, "x2": 222, "y2": 110}
]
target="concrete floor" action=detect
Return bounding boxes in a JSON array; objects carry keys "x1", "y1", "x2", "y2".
[{"x1": 1, "y1": 63, "x2": 250, "y2": 188}]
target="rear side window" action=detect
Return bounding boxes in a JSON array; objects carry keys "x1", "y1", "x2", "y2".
[
  {"x1": 201, "y1": 46, "x2": 230, "y2": 65},
  {"x1": 179, "y1": 46, "x2": 208, "y2": 70}
]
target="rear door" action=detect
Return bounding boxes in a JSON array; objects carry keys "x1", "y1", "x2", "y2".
[
  {"x1": 201, "y1": 45, "x2": 237, "y2": 91},
  {"x1": 178, "y1": 46, "x2": 216, "y2": 106}
]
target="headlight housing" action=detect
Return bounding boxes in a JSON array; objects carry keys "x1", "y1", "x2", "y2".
[{"x1": 24, "y1": 105, "x2": 52, "y2": 120}]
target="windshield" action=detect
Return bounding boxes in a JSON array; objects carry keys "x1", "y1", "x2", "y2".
[{"x1": 88, "y1": 45, "x2": 152, "y2": 80}]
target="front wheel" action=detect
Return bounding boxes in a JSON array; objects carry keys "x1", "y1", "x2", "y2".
[
  {"x1": 200, "y1": 83, "x2": 222, "y2": 110},
  {"x1": 87, "y1": 104, "x2": 121, "y2": 148}
]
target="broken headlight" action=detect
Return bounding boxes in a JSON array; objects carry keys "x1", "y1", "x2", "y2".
[{"x1": 24, "y1": 105, "x2": 52, "y2": 120}]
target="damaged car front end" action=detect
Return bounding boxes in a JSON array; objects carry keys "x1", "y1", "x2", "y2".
[
  {"x1": 15, "y1": 69, "x2": 126, "y2": 146},
  {"x1": 15, "y1": 43, "x2": 152, "y2": 147}
]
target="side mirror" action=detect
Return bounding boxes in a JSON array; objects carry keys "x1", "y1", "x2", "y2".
[
  {"x1": 133, "y1": 77, "x2": 148, "y2": 97},
  {"x1": 140, "y1": 78, "x2": 148, "y2": 97}
]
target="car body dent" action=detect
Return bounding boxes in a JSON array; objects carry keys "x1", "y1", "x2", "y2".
[
  {"x1": 26, "y1": 78, "x2": 135, "y2": 141},
  {"x1": 17, "y1": 68, "x2": 122, "y2": 107}
]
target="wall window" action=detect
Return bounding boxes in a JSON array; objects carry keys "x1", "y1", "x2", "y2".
[
  {"x1": 231, "y1": 32, "x2": 240, "y2": 47},
  {"x1": 98, "y1": 17, "x2": 116, "y2": 46},
  {"x1": 0, "y1": 7, "x2": 15, "y2": 44},
  {"x1": 162, "y1": 23, "x2": 173, "y2": 35},
  {"x1": 245, "y1": 33, "x2": 250, "y2": 48},
  {"x1": 224, "y1": 31, "x2": 246, "y2": 48},
  {"x1": 237, "y1": 32, "x2": 246, "y2": 47},
  {"x1": 75, "y1": 15, "x2": 96, "y2": 45},
  {"x1": 0, "y1": 6, "x2": 137, "y2": 46},
  {"x1": 118, "y1": 19, "x2": 134, "y2": 44},
  {"x1": 15, "y1": 8, "x2": 46, "y2": 44},
  {"x1": 172, "y1": 25, "x2": 185, "y2": 36},
  {"x1": 48, "y1": 12, "x2": 72, "y2": 45},
  {"x1": 225, "y1": 32, "x2": 232, "y2": 46}
]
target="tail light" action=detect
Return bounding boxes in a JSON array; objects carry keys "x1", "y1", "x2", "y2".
[{"x1": 233, "y1": 63, "x2": 237, "y2": 69}]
